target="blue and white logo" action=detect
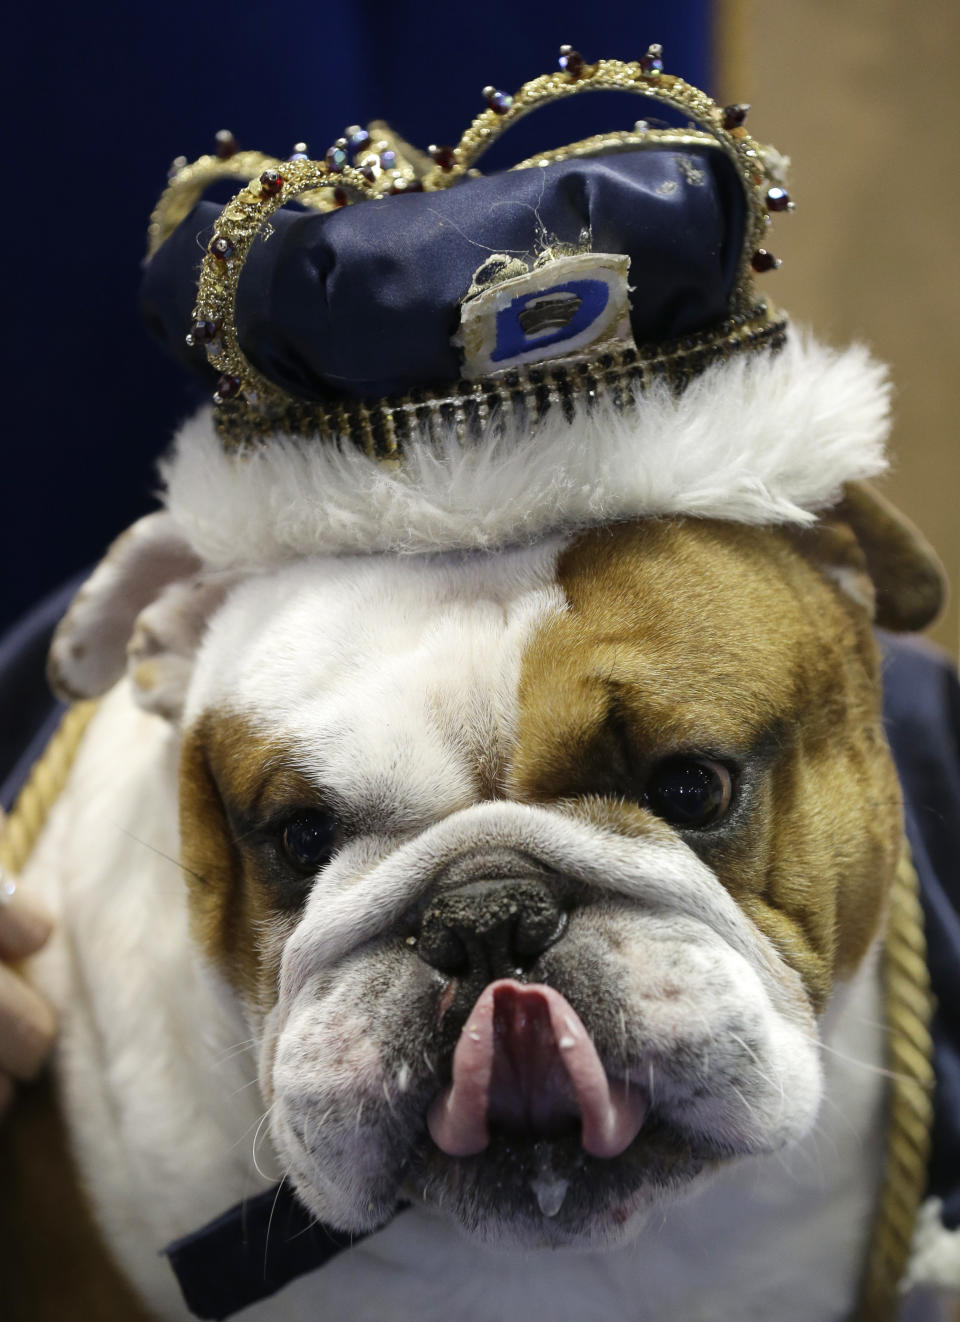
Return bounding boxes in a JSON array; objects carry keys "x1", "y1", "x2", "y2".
[{"x1": 457, "y1": 252, "x2": 633, "y2": 380}]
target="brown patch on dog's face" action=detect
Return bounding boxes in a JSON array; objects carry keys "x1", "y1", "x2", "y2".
[
  {"x1": 179, "y1": 712, "x2": 333, "y2": 1011},
  {"x1": 509, "y1": 520, "x2": 901, "y2": 1009}
]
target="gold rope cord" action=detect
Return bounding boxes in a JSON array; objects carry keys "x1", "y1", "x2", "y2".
[
  {"x1": 0, "y1": 702, "x2": 97, "y2": 876},
  {"x1": 855, "y1": 846, "x2": 935, "y2": 1322},
  {"x1": 0, "y1": 704, "x2": 936, "y2": 1318}
]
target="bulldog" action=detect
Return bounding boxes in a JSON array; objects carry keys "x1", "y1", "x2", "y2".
[{"x1": 1, "y1": 466, "x2": 946, "y2": 1322}]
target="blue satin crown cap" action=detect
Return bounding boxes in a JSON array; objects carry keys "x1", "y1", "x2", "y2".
[
  {"x1": 145, "y1": 147, "x2": 745, "y2": 402},
  {"x1": 141, "y1": 50, "x2": 792, "y2": 448}
]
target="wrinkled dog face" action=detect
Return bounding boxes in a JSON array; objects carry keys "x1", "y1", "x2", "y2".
[{"x1": 178, "y1": 519, "x2": 900, "y2": 1247}]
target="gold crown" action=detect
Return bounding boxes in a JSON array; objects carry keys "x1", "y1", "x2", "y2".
[{"x1": 148, "y1": 45, "x2": 793, "y2": 454}]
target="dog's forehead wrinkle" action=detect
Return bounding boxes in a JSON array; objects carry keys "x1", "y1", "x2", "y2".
[{"x1": 186, "y1": 540, "x2": 567, "y2": 725}]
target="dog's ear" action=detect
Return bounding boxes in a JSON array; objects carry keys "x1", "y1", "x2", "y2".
[
  {"x1": 48, "y1": 512, "x2": 241, "y2": 721},
  {"x1": 797, "y1": 482, "x2": 947, "y2": 633}
]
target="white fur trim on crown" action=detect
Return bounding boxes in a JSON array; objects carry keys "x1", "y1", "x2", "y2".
[{"x1": 160, "y1": 330, "x2": 890, "y2": 568}]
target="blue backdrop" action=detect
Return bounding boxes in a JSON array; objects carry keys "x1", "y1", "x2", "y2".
[{"x1": 3, "y1": 1, "x2": 713, "y2": 634}]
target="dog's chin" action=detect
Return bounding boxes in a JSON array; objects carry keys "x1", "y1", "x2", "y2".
[
  {"x1": 400, "y1": 1116, "x2": 716, "y2": 1250},
  {"x1": 283, "y1": 1115, "x2": 716, "y2": 1248}
]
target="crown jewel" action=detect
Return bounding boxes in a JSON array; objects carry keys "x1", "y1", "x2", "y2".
[{"x1": 146, "y1": 46, "x2": 793, "y2": 453}]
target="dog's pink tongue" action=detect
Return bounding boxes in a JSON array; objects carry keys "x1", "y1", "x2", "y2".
[{"x1": 427, "y1": 980, "x2": 646, "y2": 1159}]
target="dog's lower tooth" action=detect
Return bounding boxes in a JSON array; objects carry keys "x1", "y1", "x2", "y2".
[{"x1": 531, "y1": 1174, "x2": 569, "y2": 1218}]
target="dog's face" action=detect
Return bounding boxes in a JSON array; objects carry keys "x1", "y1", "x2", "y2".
[
  {"x1": 49, "y1": 496, "x2": 942, "y2": 1249},
  {"x1": 175, "y1": 514, "x2": 902, "y2": 1248}
]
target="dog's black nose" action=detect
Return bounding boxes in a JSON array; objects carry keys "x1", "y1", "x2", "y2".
[{"x1": 417, "y1": 879, "x2": 568, "y2": 980}]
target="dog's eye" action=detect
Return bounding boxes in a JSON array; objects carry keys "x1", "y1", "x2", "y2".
[
  {"x1": 644, "y1": 757, "x2": 733, "y2": 829},
  {"x1": 280, "y1": 811, "x2": 340, "y2": 872}
]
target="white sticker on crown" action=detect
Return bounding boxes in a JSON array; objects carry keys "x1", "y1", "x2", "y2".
[{"x1": 456, "y1": 251, "x2": 634, "y2": 380}]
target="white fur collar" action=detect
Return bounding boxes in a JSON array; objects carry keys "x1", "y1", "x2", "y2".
[{"x1": 160, "y1": 331, "x2": 890, "y2": 568}]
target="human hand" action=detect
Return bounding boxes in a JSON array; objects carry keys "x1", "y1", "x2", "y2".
[{"x1": 0, "y1": 816, "x2": 56, "y2": 1118}]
